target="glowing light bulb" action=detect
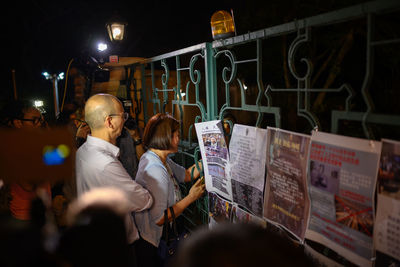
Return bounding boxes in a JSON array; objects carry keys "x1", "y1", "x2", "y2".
[
  {"x1": 97, "y1": 43, "x2": 108, "y2": 52},
  {"x1": 113, "y1": 27, "x2": 121, "y2": 38}
]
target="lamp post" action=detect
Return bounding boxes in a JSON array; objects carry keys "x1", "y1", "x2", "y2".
[
  {"x1": 105, "y1": 13, "x2": 127, "y2": 64},
  {"x1": 105, "y1": 14, "x2": 127, "y2": 42},
  {"x1": 43, "y1": 71, "x2": 64, "y2": 118}
]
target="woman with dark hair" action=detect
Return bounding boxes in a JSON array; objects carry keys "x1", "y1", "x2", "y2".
[{"x1": 135, "y1": 113, "x2": 205, "y2": 267}]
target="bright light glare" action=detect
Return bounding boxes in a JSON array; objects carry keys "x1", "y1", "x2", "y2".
[
  {"x1": 42, "y1": 72, "x2": 50, "y2": 79},
  {"x1": 178, "y1": 90, "x2": 186, "y2": 99},
  {"x1": 243, "y1": 84, "x2": 248, "y2": 90},
  {"x1": 97, "y1": 43, "x2": 108, "y2": 52},
  {"x1": 112, "y1": 27, "x2": 121, "y2": 38},
  {"x1": 58, "y1": 72, "x2": 64, "y2": 80},
  {"x1": 34, "y1": 100, "x2": 44, "y2": 107}
]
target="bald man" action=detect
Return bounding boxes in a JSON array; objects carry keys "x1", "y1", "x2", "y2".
[{"x1": 75, "y1": 94, "x2": 153, "y2": 265}]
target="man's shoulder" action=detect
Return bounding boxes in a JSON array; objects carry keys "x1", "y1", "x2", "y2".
[{"x1": 77, "y1": 141, "x2": 116, "y2": 165}]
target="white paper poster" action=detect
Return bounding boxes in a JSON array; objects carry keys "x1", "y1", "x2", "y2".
[
  {"x1": 195, "y1": 120, "x2": 232, "y2": 200},
  {"x1": 228, "y1": 124, "x2": 267, "y2": 217},
  {"x1": 305, "y1": 131, "x2": 381, "y2": 267},
  {"x1": 374, "y1": 139, "x2": 400, "y2": 261}
]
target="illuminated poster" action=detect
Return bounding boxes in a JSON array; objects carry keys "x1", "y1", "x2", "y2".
[
  {"x1": 195, "y1": 120, "x2": 232, "y2": 200},
  {"x1": 228, "y1": 124, "x2": 267, "y2": 217},
  {"x1": 374, "y1": 139, "x2": 400, "y2": 262},
  {"x1": 305, "y1": 131, "x2": 381, "y2": 267},
  {"x1": 263, "y1": 127, "x2": 310, "y2": 241}
]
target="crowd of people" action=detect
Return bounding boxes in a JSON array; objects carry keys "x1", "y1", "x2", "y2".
[{"x1": 0, "y1": 94, "x2": 314, "y2": 267}]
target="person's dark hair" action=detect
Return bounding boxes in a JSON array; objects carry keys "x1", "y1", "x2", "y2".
[
  {"x1": 0, "y1": 99, "x2": 33, "y2": 126},
  {"x1": 143, "y1": 113, "x2": 180, "y2": 150},
  {"x1": 57, "y1": 204, "x2": 130, "y2": 267},
  {"x1": 172, "y1": 223, "x2": 314, "y2": 267},
  {"x1": 124, "y1": 117, "x2": 138, "y2": 130}
]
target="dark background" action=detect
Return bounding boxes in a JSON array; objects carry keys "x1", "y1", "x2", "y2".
[{"x1": 2, "y1": 0, "x2": 371, "y2": 108}]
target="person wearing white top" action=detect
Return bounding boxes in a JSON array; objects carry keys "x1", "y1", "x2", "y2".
[{"x1": 75, "y1": 94, "x2": 153, "y2": 266}]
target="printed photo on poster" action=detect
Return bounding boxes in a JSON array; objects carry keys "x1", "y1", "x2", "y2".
[
  {"x1": 334, "y1": 195, "x2": 373, "y2": 237},
  {"x1": 310, "y1": 161, "x2": 340, "y2": 195},
  {"x1": 374, "y1": 139, "x2": 400, "y2": 261},
  {"x1": 377, "y1": 139, "x2": 400, "y2": 200},
  {"x1": 208, "y1": 191, "x2": 233, "y2": 228},
  {"x1": 195, "y1": 120, "x2": 232, "y2": 200}
]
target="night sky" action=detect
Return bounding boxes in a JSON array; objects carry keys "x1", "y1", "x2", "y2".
[
  {"x1": 2, "y1": 0, "x2": 370, "y2": 106},
  {"x1": 3, "y1": 1, "x2": 240, "y2": 102}
]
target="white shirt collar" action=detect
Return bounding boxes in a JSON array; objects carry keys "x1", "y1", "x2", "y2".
[{"x1": 86, "y1": 135, "x2": 120, "y2": 158}]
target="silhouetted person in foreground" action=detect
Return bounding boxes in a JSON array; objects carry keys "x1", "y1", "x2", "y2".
[
  {"x1": 57, "y1": 205, "x2": 129, "y2": 267},
  {"x1": 171, "y1": 222, "x2": 315, "y2": 267},
  {"x1": 56, "y1": 187, "x2": 135, "y2": 267}
]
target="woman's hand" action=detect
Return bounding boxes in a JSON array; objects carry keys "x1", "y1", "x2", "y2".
[
  {"x1": 157, "y1": 177, "x2": 206, "y2": 226},
  {"x1": 188, "y1": 177, "x2": 206, "y2": 201}
]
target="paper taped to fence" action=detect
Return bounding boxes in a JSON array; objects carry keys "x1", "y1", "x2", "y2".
[
  {"x1": 228, "y1": 124, "x2": 267, "y2": 217},
  {"x1": 374, "y1": 139, "x2": 400, "y2": 261},
  {"x1": 195, "y1": 120, "x2": 232, "y2": 200},
  {"x1": 305, "y1": 131, "x2": 381, "y2": 267},
  {"x1": 263, "y1": 127, "x2": 310, "y2": 241},
  {"x1": 208, "y1": 191, "x2": 233, "y2": 228}
]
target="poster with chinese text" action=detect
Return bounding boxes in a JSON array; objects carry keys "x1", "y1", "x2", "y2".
[
  {"x1": 305, "y1": 131, "x2": 381, "y2": 267},
  {"x1": 228, "y1": 124, "x2": 267, "y2": 216},
  {"x1": 263, "y1": 127, "x2": 310, "y2": 241}
]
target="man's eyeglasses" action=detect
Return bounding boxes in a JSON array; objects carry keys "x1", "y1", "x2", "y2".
[
  {"x1": 20, "y1": 116, "x2": 44, "y2": 125},
  {"x1": 108, "y1": 112, "x2": 129, "y2": 122}
]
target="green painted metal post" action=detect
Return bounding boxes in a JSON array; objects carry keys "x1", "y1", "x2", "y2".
[{"x1": 204, "y1": 43, "x2": 218, "y2": 121}]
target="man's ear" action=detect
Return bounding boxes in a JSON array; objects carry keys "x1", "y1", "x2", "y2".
[
  {"x1": 104, "y1": 116, "x2": 113, "y2": 129},
  {"x1": 12, "y1": 119, "x2": 23, "y2": 128}
]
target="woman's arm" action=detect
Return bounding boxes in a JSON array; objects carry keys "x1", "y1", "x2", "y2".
[{"x1": 156, "y1": 177, "x2": 205, "y2": 226}]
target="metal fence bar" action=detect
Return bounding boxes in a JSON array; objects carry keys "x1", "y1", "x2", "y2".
[{"x1": 124, "y1": 0, "x2": 400, "y2": 231}]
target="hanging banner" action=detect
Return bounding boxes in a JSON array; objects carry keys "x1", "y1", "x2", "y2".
[
  {"x1": 228, "y1": 124, "x2": 267, "y2": 217},
  {"x1": 195, "y1": 120, "x2": 232, "y2": 200},
  {"x1": 374, "y1": 139, "x2": 400, "y2": 261},
  {"x1": 208, "y1": 191, "x2": 233, "y2": 228},
  {"x1": 305, "y1": 131, "x2": 381, "y2": 267},
  {"x1": 263, "y1": 127, "x2": 310, "y2": 241}
]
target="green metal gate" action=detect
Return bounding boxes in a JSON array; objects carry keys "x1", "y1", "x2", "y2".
[{"x1": 123, "y1": 0, "x2": 400, "y2": 230}]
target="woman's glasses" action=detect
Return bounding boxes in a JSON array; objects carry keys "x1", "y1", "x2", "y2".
[{"x1": 20, "y1": 116, "x2": 44, "y2": 125}]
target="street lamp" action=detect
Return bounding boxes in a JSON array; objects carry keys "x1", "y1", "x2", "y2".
[
  {"x1": 43, "y1": 71, "x2": 64, "y2": 118},
  {"x1": 106, "y1": 14, "x2": 127, "y2": 42}
]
